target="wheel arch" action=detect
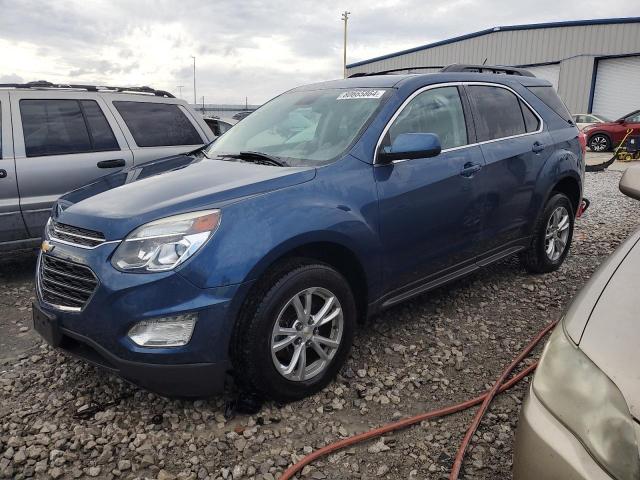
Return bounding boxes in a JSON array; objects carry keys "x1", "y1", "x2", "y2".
[
  {"x1": 242, "y1": 236, "x2": 372, "y2": 323},
  {"x1": 551, "y1": 175, "x2": 582, "y2": 215}
]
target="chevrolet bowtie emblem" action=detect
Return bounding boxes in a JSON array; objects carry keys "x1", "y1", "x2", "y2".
[{"x1": 41, "y1": 240, "x2": 54, "y2": 253}]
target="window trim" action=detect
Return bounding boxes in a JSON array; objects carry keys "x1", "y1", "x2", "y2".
[
  {"x1": 19, "y1": 98, "x2": 121, "y2": 158},
  {"x1": 374, "y1": 81, "x2": 544, "y2": 165}
]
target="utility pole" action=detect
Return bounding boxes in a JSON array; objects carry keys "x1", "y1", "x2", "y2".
[
  {"x1": 191, "y1": 56, "x2": 196, "y2": 105},
  {"x1": 176, "y1": 85, "x2": 184, "y2": 99},
  {"x1": 341, "y1": 11, "x2": 350, "y2": 78},
  {"x1": 201, "y1": 96, "x2": 205, "y2": 114}
]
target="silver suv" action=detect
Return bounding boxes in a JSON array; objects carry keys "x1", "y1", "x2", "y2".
[{"x1": 0, "y1": 81, "x2": 214, "y2": 252}]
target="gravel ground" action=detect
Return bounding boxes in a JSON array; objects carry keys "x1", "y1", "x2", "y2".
[{"x1": 2, "y1": 168, "x2": 640, "y2": 480}]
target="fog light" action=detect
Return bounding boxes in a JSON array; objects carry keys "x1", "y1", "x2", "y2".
[{"x1": 128, "y1": 313, "x2": 198, "y2": 347}]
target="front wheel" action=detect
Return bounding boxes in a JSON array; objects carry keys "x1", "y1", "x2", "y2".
[
  {"x1": 521, "y1": 193, "x2": 574, "y2": 273},
  {"x1": 231, "y1": 261, "x2": 356, "y2": 402}
]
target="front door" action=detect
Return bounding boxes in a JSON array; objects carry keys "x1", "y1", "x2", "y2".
[
  {"x1": 375, "y1": 86, "x2": 486, "y2": 298},
  {"x1": 11, "y1": 91, "x2": 134, "y2": 237}
]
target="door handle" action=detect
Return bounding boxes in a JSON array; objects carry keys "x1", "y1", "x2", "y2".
[
  {"x1": 460, "y1": 162, "x2": 482, "y2": 178},
  {"x1": 532, "y1": 141, "x2": 545, "y2": 153},
  {"x1": 97, "y1": 159, "x2": 126, "y2": 169},
  {"x1": 0, "y1": 169, "x2": 6, "y2": 179}
]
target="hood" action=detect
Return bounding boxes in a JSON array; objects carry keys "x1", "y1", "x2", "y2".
[
  {"x1": 575, "y1": 231, "x2": 640, "y2": 419},
  {"x1": 57, "y1": 153, "x2": 315, "y2": 239}
]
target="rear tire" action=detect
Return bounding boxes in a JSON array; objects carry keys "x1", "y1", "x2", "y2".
[
  {"x1": 231, "y1": 260, "x2": 356, "y2": 402},
  {"x1": 521, "y1": 193, "x2": 574, "y2": 274}
]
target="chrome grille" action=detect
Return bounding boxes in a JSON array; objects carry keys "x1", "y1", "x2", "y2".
[
  {"x1": 39, "y1": 255, "x2": 98, "y2": 310},
  {"x1": 49, "y1": 220, "x2": 105, "y2": 248}
]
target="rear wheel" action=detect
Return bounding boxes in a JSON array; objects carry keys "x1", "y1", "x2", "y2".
[
  {"x1": 588, "y1": 134, "x2": 611, "y2": 152},
  {"x1": 231, "y1": 261, "x2": 356, "y2": 402},
  {"x1": 521, "y1": 193, "x2": 574, "y2": 273}
]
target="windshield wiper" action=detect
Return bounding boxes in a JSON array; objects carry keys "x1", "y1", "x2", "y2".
[{"x1": 224, "y1": 151, "x2": 287, "y2": 167}]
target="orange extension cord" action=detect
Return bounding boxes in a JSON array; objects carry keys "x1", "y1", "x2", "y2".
[{"x1": 279, "y1": 320, "x2": 558, "y2": 480}]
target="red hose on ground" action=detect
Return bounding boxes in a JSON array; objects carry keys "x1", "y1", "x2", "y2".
[{"x1": 279, "y1": 320, "x2": 558, "y2": 480}]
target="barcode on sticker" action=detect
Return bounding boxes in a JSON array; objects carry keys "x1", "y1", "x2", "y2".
[{"x1": 337, "y1": 90, "x2": 386, "y2": 100}]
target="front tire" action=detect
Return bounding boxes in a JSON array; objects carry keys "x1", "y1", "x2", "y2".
[
  {"x1": 231, "y1": 260, "x2": 356, "y2": 402},
  {"x1": 588, "y1": 133, "x2": 611, "y2": 152},
  {"x1": 521, "y1": 193, "x2": 574, "y2": 274}
]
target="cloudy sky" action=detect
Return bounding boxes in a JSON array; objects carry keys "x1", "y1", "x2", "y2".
[{"x1": 1, "y1": 0, "x2": 639, "y2": 105}]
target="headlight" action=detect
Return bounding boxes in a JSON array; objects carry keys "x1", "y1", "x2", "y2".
[
  {"x1": 533, "y1": 325, "x2": 640, "y2": 480},
  {"x1": 112, "y1": 210, "x2": 221, "y2": 272}
]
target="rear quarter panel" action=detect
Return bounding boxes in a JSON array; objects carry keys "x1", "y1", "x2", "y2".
[{"x1": 513, "y1": 85, "x2": 583, "y2": 232}]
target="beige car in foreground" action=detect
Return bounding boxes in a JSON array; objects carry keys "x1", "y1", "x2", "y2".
[{"x1": 513, "y1": 166, "x2": 640, "y2": 480}]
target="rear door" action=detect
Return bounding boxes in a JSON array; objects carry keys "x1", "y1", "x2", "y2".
[
  {"x1": 11, "y1": 91, "x2": 134, "y2": 237},
  {"x1": 0, "y1": 91, "x2": 29, "y2": 244},
  {"x1": 465, "y1": 83, "x2": 551, "y2": 257},
  {"x1": 103, "y1": 96, "x2": 211, "y2": 164}
]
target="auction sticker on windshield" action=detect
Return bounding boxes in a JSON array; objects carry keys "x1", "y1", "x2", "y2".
[{"x1": 337, "y1": 90, "x2": 386, "y2": 100}]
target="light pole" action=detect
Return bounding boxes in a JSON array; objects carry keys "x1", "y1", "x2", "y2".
[
  {"x1": 176, "y1": 85, "x2": 184, "y2": 99},
  {"x1": 191, "y1": 56, "x2": 196, "y2": 105},
  {"x1": 201, "y1": 96, "x2": 205, "y2": 115},
  {"x1": 341, "y1": 11, "x2": 350, "y2": 78}
]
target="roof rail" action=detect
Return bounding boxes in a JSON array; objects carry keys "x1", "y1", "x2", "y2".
[
  {"x1": 440, "y1": 64, "x2": 535, "y2": 77},
  {"x1": 347, "y1": 65, "x2": 445, "y2": 78},
  {"x1": 0, "y1": 80, "x2": 175, "y2": 98}
]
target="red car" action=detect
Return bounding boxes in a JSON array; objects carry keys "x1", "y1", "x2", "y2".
[{"x1": 584, "y1": 109, "x2": 640, "y2": 152}]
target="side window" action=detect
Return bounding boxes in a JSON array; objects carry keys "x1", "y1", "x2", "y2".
[
  {"x1": 113, "y1": 101, "x2": 203, "y2": 147},
  {"x1": 20, "y1": 99, "x2": 118, "y2": 157},
  {"x1": 388, "y1": 86, "x2": 468, "y2": 150},
  {"x1": 626, "y1": 112, "x2": 640, "y2": 123},
  {"x1": 21, "y1": 99, "x2": 91, "y2": 157},
  {"x1": 468, "y1": 86, "x2": 527, "y2": 141},
  {"x1": 527, "y1": 86, "x2": 573, "y2": 124},
  {"x1": 520, "y1": 100, "x2": 540, "y2": 133}
]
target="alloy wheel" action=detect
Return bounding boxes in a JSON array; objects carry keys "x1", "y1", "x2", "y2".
[
  {"x1": 545, "y1": 206, "x2": 570, "y2": 261},
  {"x1": 270, "y1": 287, "x2": 344, "y2": 382},
  {"x1": 589, "y1": 135, "x2": 609, "y2": 152}
]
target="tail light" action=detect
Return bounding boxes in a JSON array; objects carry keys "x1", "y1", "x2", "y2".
[{"x1": 578, "y1": 132, "x2": 587, "y2": 157}]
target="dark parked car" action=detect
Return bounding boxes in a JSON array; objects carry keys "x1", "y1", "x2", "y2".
[
  {"x1": 33, "y1": 66, "x2": 584, "y2": 401},
  {"x1": 232, "y1": 110, "x2": 253, "y2": 121},
  {"x1": 584, "y1": 109, "x2": 640, "y2": 151}
]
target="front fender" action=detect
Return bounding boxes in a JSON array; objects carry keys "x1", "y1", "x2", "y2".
[{"x1": 177, "y1": 156, "x2": 381, "y2": 293}]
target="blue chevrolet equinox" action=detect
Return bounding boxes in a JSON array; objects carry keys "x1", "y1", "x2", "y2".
[{"x1": 33, "y1": 66, "x2": 585, "y2": 401}]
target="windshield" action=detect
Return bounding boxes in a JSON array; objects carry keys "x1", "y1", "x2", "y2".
[{"x1": 205, "y1": 88, "x2": 389, "y2": 165}]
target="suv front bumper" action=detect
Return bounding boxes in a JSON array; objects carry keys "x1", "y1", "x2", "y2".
[{"x1": 34, "y1": 243, "x2": 253, "y2": 397}]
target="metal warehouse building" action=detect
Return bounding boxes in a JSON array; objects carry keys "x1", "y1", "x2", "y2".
[{"x1": 346, "y1": 17, "x2": 640, "y2": 119}]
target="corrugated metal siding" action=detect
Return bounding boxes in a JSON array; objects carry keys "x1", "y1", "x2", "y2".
[{"x1": 347, "y1": 22, "x2": 640, "y2": 113}]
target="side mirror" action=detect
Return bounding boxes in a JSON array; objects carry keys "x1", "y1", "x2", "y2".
[
  {"x1": 619, "y1": 165, "x2": 640, "y2": 200},
  {"x1": 378, "y1": 133, "x2": 442, "y2": 164}
]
